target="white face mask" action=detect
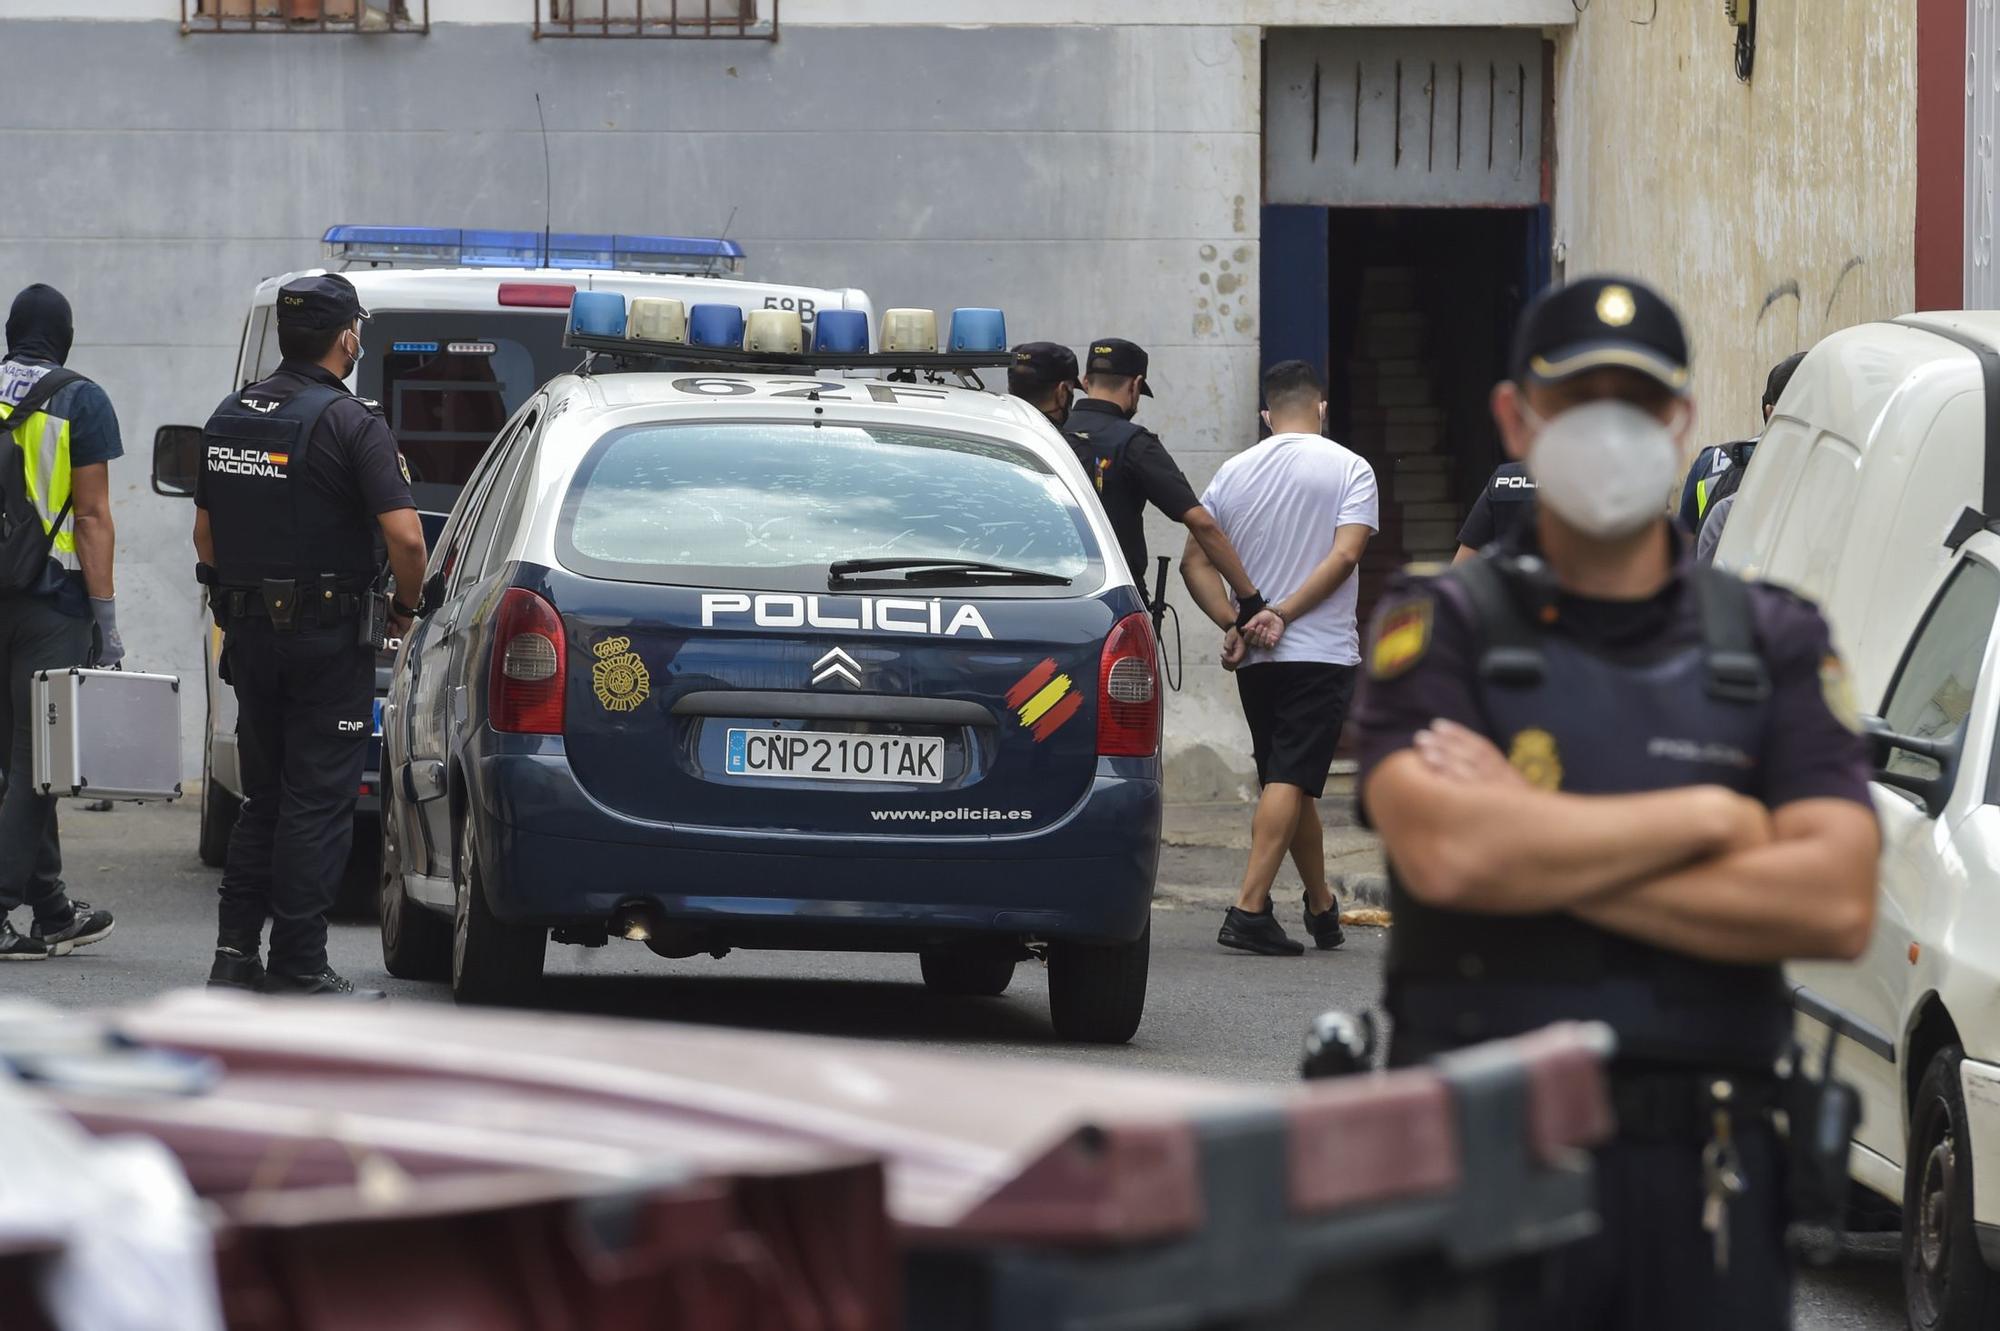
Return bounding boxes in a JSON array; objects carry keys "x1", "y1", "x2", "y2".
[{"x1": 1523, "y1": 398, "x2": 1684, "y2": 541}]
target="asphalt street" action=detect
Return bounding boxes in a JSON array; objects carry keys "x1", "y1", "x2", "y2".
[{"x1": 15, "y1": 798, "x2": 1908, "y2": 1330}]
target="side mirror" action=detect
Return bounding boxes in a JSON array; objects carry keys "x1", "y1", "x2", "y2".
[
  {"x1": 1861, "y1": 714, "x2": 1959, "y2": 815},
  {"x1": 151, "y1": 425, "x2": 203, "y2": 498},
  {"x1": 418, "y1": 570, "x2": 447, "y2": 617}
]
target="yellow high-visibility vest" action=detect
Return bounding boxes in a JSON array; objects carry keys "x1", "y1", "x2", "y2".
[{"x1": 0, "y1": 375, "x2": 75, "y2": 558}]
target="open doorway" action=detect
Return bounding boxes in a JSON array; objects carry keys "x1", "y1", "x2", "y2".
[{"x1": 1261, "y1": 204, "x2": 1546, "y2": 616}]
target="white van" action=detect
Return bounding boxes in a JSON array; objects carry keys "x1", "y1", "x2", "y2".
[
  {"x1": 149, "y1": 225, "x2": 873, "y2": 907},
  {"x1": 1715, "y1": 312, "x2": 2000, "y2": 1328}
]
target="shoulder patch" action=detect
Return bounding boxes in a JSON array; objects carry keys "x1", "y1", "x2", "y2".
[
  {"x1": 397, "y1": 452, "x2": 412, "y2": 484},
  {"x1": 1369, "y1": 595, "x2": 1434, "y2": 680}
]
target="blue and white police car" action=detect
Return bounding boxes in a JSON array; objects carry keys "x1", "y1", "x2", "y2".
[
  {"x1": 377, "y1": 295, "x2": 1163, "y2": 1042},
  {"x1": 153, "y1": 225, "x2": 871, "y2": 907}
]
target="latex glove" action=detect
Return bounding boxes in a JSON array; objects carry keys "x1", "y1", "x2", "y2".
[{"x1": 89, "y1": 597, "x2": 125, "y2": 669}]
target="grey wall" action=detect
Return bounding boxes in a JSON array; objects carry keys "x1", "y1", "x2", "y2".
[{"x1": 0, "y1": 19, "x2": 1265, "y2": 792}]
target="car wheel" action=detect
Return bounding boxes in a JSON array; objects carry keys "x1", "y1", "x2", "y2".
[
  {"x1": 918, "y1": 945, "x2": 1017, "y2": 997},
  {"x1": 379, "y1": 811, "x2": 449, "y2": 981},
  {"x1": 450, "y1": 805, "x2": 544, "y2": 1006},
  {"x1": 1047, "y1": 921, "x2": 1150, "y2": 1044},
  {"x1": 197, "y1": 742, "x2": 239, "y2": 868},
  {"x1": 1905, "y1": 1045, "x2": 2000, "y2": 1330}
]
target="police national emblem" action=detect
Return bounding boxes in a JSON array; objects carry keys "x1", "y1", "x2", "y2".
[
  {"x1": 592, "y1": 635, "x2": 651, "y2": 713},
  {"x1": 1508, "y1": 728, "x2": 1563, "y2": 791},
  {"x1": 1369, "y1": 596, "x2": 1433, "y2": 680},
  {"x1": 1596, "y1": 284, "x2": 1637, "y2": 328}
]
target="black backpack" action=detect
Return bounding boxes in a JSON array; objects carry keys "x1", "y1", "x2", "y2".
[{"x1": 0, "y1": 367, "x2": 83, "y2": 594}]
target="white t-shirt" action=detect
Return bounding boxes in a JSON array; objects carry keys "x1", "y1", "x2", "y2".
[{"x1": 1199, "y1": 432, "x2": 1379, "y2": 666}]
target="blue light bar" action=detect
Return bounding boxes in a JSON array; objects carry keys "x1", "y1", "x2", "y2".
[
  {"x1": 688, "y1": 303, "x2": 745, "y2": 349},
  {"x1": 324, "y1": 225, "x2": 746, "y2": 275},
  {"x1": 949, "y1": 308, "x2": 1007, "y2": 354},
  {"x1": 569, "y1": 291, "x2": 627, "y2": 338},
  {"x1": 813, "y1": 309, "x2": 870, "y2": 355}
]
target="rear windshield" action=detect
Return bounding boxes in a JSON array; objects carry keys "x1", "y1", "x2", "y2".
[
  {"x1": 354, "y1": 312, "x2": 572, "y2": 512},
  {"x1": 557, "y1": 421, "x2": 1100, "y2": 594}
]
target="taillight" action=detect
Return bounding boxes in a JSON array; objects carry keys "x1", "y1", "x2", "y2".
[
  {"x1": 490, "y1": 588, "x2": 566, "y2": 734},
  {"x1": 1097, "y1": 612, "x2": 1160, "y2": 757},
  {"x1": 497, "y1": 282, "x2": 578, "y2": 308}
]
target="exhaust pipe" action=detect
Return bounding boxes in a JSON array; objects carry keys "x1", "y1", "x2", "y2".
[{"x1": 612, "y1": 903, "x2": 657, "y2": 944}]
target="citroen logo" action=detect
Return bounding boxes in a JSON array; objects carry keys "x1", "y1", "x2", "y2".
[{"x1": 812, "y1": 647, "x2": 862, "y2": 688}]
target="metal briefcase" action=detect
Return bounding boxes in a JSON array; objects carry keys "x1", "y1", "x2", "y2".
[{"x1": 31, "y1": 667, "x2": 182, "y2": 802}]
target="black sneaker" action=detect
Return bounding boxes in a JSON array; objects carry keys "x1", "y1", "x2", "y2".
[
  {"x1": 1303, "y1": 893, "x2": 1346, "y2": 951},
  {"x1": 261, "y1": 967, "x2": 386, "y2": 1000},
  {"x1": 0, "y1": 920, "x2": 50, "y2": 961},
  {"x1": 208, "y1": 947, "x2": 267, "y2": 992},
  {"x1": 1218, "y1": 905, "x2": 1305, "y2": 957},
  {"x1": 34, "y1": 901, "x2": 113, "y2": 952}
]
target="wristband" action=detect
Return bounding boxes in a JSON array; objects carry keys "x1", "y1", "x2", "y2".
[
  {"x1": 1232, "y1": 591, "x2": 1267, "y2": 630},
  {"x1": 392, "y1": 598, "x2": 418, "y2": 618}
]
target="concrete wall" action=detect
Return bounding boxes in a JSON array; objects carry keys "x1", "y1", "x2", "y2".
[
  {"x1": 0, "y1": 1, "x2": 1578, "y2": 23},
  {"x1": 0, "y1": 18, "x2": 1271, "y2": 789},
  {"x1": 1551, "y1": 0, "x2": 1916, "y2": 443}
]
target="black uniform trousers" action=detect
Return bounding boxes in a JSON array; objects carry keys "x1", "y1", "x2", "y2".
[
  {"x1": 218, "y1": 620, "x2": 373, "y2": 974},
  {"x1": 1396, "y1": 1028, "x2": 1791, "y2": 1330},
  {"x1": 1494, "y1": 1124, "x2": 1791, "y2": 1330}
]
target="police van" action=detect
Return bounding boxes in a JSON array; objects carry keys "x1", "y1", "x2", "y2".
[
  {"x1": 151, "y1": 226, "x2": 871, "y2": 906},
  {"x1": 1716, "y1": 312, "x2": 2000, "y2": 1329},
  {"x1": 376, "y1": 294, "x2": 1161, "y2": 1042}
]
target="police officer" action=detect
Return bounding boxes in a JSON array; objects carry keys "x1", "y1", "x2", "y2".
[
  {"x1": 1451, "y1": 461, "x2": 1535, "y2": 563},
  {"x1": 1062, "y1": 338, "x2": 1266, "y2": 611},
  {"x1": 1352, "y1": 277, "x2": 1880, "y2": 1327},
  {"x1": 194, "y1": 273, "x2": 427, "y2": 997},
  {"x1": 1007, "y1": 341, "x2": 1079, "y2": 428}
]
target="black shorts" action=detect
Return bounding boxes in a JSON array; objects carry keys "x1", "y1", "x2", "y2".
[{"x1": 1234, "y1": 661, "x2": 1358, "y2": 798}]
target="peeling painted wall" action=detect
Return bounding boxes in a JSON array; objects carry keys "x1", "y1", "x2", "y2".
[{"x1": 1553, "y1": 0, "x2": 1916, "y2": 441}]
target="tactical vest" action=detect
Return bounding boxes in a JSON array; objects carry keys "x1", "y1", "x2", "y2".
[
  {"x1": 1061, "y1": 408, "x2": 1150, "y2": 586},
  {"x1": 1062, "y1": 410, "x2": 1143, "y2": 497},
  {"x1": 1386, "y1": 556, "x2": 1791, "y2": 1068},
  {"x1": 201, "y1": 380, "x2": 378, "y2": 588},
  {"x1": 0, "y1": 361, "x2": 85, "y2": 566}
]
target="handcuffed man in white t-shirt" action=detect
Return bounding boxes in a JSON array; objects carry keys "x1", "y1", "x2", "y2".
[{"x1": 1182, "y1": 360, "x2": 1379, "y2": 957}]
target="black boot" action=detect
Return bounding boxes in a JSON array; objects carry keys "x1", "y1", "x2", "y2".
[
  {"x1": 262, "y1": 966, "x2": 386, "y2": 1000},
  {"x1": 208, "y1": 946, "x2": 266, "y2": 991}
]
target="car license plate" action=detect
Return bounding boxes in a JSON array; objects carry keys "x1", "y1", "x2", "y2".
[{"x1": 725, "y1": 728, "x2": 944, "y2": 784}]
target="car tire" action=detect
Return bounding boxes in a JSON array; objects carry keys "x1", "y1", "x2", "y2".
[
  {"x1": 918, "y1": 945, "x2": 1016, "y2": 997},
  {"x1": 450, "y1": 805, "x2": 544, "y2": 1006},
  {"x1": 1047, "y1": 921, "x2": 1150, "y2": 1044},
  {"x1": 1905, "y1": 1045, "x2": 2000, "y2": 1330},
  {"x1": 379, "y1": 811, "x2": 449, "y2": 981},
  {"x1": 197, "y1": 744, "x2": 239, "y2": 869}
]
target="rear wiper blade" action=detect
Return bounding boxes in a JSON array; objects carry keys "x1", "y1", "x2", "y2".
[{"x1": 827, "y1": 557, "x2": 1071, "y2": 587}]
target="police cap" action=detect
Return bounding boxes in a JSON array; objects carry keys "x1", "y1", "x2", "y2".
[
  {"x1": 1084, "y1": 337, "x2": 1154, "y2": 395},
  {"x1": 1510, "y1": 275, "x2": 1689, "y2": 395},
  {"x1": 1010, "y1": 341, "x2": 1080, "y2": 389},
  {"x1": 276, "y1": 273, "x2": 371, "y2": 331}
]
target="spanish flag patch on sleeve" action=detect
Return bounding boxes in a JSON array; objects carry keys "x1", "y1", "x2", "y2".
[{"x1": 1369, "y1": 596, "x2": 1434, "y2": 681}]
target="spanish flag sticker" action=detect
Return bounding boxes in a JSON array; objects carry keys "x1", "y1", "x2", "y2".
[
  {"x1": 1369, "y1": 597, "x2": 1433, "y2": 680},
  {"x1": 1007, "y1": 657, "x2": 1082, "y2": 742}
]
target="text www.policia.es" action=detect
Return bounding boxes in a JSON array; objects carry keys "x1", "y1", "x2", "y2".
[{"x1": 870, "y1": 808, "x2": 1033, "y2": 823}]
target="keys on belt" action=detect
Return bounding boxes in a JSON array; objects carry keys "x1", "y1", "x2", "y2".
[{"x1": 1701, "y1": 1078, "x2": 1750, "y2": 1273}]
